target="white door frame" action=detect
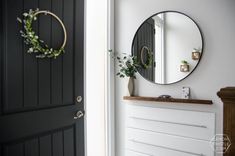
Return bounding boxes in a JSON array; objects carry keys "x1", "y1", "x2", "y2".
[
  {"x1": 85, "y1": 0, "x2": 115, "y2": 156},
  {"x1": 105, "y1": 0, "x2": 115, "y2": 155}
]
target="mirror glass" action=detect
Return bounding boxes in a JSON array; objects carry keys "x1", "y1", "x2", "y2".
[{"x1": 132, "y1": 11, "x2": 203, "y2": 84}]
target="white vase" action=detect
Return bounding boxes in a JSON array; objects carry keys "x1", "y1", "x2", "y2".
[{"x1": 128, "y1": 77, "x2": 134, "y2": 96}]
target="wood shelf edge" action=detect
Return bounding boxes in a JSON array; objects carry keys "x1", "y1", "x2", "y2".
[{"x1": 123, "y1": 96, "x2": 213, "y2": 105}]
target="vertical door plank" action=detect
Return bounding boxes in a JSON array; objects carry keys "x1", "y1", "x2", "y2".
[
  {"x1": 23, "y1": 0, "x2": 38, "y2": 109},
  {"x1": 64, "y1": 128, "x2": 74, "y2": 156},
  {"x1": 74, "y1": 1, "x2": 85, "y2": 154},
  {"x1": 4, "y1": 0, "x2": 23, "y2": 111},
  {"x1": 63, "y1": 0, "x2": 74, "y2": 105},
  {"x1": 0, "y1": 0, "x2": 3, "y2": 114},
  {"x1": 138, "y1": 25, "x2": 143, "y2": 76},
  {"x1": 51, "y1": 0, "x2": 63, "y2": 106},
  {"x1": 3, "y1": 143, "x2": 24, "y2": 156},
  {"x1": 74, "y1": 2, "x2": 85, "y2": 155},
  {"x1": 75, "y1": 121, "x2": 84, "y2": 156},
  {"x1": 25, "y1": 138, "x2": 39, "y2": 156},
  {"x1": 74, "y1": 0, "x2": 84, "y2": 106},
  {"x1": 38, "y1": 0, "x2": 51, "y2": 106},
  {"x1": 133, "y1": 36, "x2": 138, "y2": 59},
  {"x1": 52, "y1": 131, "x2": 63, "y2": 156},
  {"x1": 40, "y1": 135, "x2": 52, "y2": 156}
]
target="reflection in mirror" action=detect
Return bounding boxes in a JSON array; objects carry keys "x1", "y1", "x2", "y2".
[{"x1": 132, "y1": 11, "x2": 203, "y2": 84}]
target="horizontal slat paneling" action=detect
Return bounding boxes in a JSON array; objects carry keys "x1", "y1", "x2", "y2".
[
  {"x1": 127, "y1": 105, "x2": 215, "y2": 140},
  {"x1": 127, "y1": 117, "x2": 213, "y2": 141},
  {"x1": 127, "y1": 128, "x2": 213, "y2": 156},
  {"x1": 126, "y1": 149, "x2": 154, "y2": 156},
  {"x1": 126, "y1": 104, "x2": 215, "y2": 156},
  {"x1": 126, "y1": 140, "x2": 202, "y2": 156}
]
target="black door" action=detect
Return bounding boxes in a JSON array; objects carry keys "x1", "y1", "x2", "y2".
[
  {"x1": 133, "y1": 18, "x2": 155, "y2": 81},
  {"x1": 0, "y1": 0, "x2": 84, "y2": 155}
]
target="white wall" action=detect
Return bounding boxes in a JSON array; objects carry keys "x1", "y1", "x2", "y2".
[{"x1": 114, "y1": 0, "x2": 235, "y2": 156}]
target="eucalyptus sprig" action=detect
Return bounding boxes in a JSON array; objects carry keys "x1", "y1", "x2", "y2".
[
  {"x1": 17, "y1": 9, "x2": 64, "y2": 59},
  {"x1": 109, "y1": 50, "x2": 140, "y2": 79}
]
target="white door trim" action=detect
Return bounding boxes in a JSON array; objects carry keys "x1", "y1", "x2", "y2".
[
  {"x1": 105, "y1": 0, "x2": 115, "y2": 155},
  {"x1": 85, "y1": 0, "x2": 115, "y2": 156}
]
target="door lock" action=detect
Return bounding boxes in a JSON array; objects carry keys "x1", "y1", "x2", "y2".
[{"x1": 76, "y1": 96, "x2": 83, "y2": 103}]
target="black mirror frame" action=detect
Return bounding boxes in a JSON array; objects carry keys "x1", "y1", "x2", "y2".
[{"x1": 131, "y1": 10, "x2": 204, "y2": 85}]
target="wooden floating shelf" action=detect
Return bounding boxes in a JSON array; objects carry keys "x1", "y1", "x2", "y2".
[{"x1": 123, "y1": 96, "x2": 213, "y2": 105}]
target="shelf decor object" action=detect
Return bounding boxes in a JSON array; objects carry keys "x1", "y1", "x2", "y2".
[
  {"x1": 192, "y1": 48, "x2": 201, "y2": 60},
  {"x1": 128, "y1": 77, "x2": 134, "y2": 96},
  {"x1": 180, "y1": 64, "x2": 189, "y2": 72},
  {"x1": 180, "y1": 60, "x2": 190, "y2": 72},
  {"x1": 17, "y1": 9, "x2": 67, "y2": 59},
  {"x1": 192, "y1": 52, "x2": 201, "y2": 60},
  {"x1": 123, "y1": 96, "x2": 213, "y2": 105}
]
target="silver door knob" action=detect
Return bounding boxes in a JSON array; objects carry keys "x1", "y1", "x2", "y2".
[
  {"x1": 74, "y1": 110, "x2": 84, "y2": 119},
  {"x1": 76, "y1": 96, "x2": 83, "y2": 103}
]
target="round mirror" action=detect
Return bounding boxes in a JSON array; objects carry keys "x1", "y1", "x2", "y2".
[{"x1": 132, "y1": 11, "x2": 203, "y2": 84}]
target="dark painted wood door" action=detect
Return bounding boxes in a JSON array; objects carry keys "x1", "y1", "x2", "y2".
[
  {"x1": 133, "y1": 18, "x2": 155, "y2": 81},
  {"x1": 0, "y1": 0, "x2": 84, "y2": 156}
]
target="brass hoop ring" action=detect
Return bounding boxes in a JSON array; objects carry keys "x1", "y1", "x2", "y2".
[
  {"x1": 140, "y1": 46, "x2": 151, "y2": 66},
  {"x1": 34, "y1": 10, "x2": 67, "y2": 50}
]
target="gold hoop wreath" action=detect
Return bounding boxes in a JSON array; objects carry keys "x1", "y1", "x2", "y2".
[
  {"x1": 17, "y1": 9, "x2": 67, "y2": 58},
  {"x1": 140, "y1": 46, "x2": 153, "y2": 69}
]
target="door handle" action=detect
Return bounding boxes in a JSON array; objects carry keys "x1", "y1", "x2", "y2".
[{"x1": 74, "y1": 110, "x2": 84, "y2": 119}]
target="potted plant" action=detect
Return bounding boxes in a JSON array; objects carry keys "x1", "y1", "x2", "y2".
[
  {"x1": 109, "y1": 50, "x2": 139, "y2": 96},
  {"x1": 192, "y1": 48, "x2": 201, "y2": 60},
  {"x1": 180, "y1": 60, "x2": 190, "y2": 72}
]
